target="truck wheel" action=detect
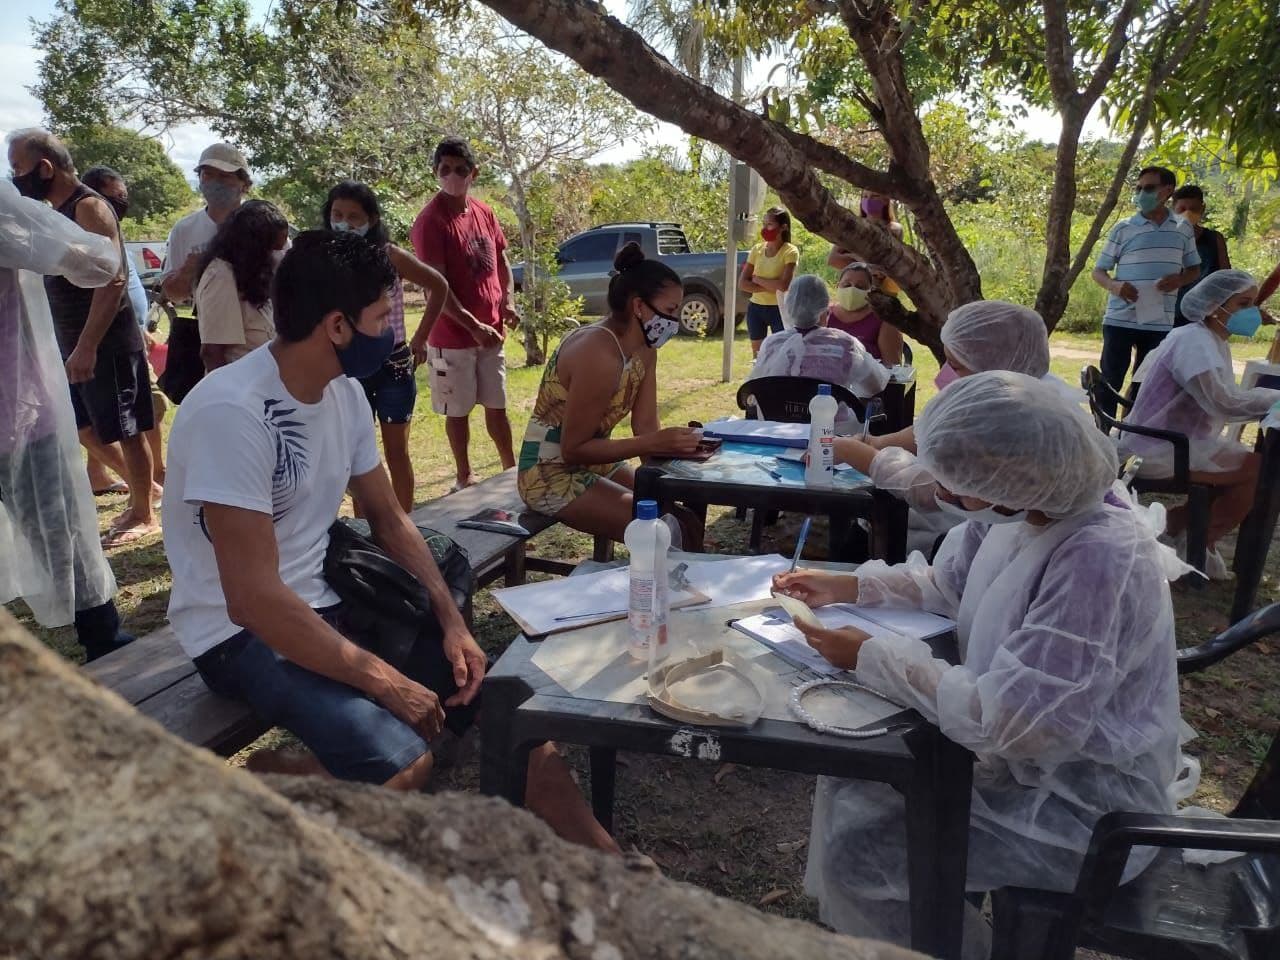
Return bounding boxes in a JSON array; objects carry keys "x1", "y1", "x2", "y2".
[{"x1": 679, "y1": 291, "x2": 720, "y2": 336}]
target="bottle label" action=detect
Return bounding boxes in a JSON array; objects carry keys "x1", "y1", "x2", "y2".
[
  {"x1": 819, "y1": 431, "x2": 834, "y2": 471},
  {"x1": 629, "y1": 572, "x2": 656, "y2": 650}
]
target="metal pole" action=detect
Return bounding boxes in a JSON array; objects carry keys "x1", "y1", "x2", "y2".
[{"x1": 721, "y1": 52, "x2": 745, "y2": 383}]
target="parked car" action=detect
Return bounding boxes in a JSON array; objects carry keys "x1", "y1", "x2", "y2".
[
  {"x1": 511, "y1": 222, "x2": 749, "y2": 335},
  {"x1": 124, "y1": 240, "x2": 168, "y2": 286}
]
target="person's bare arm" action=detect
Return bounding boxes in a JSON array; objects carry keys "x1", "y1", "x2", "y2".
[
  {"x1": 877, "y1": 322, "x2": 904, "y2": 366},
  {"x1": 827, "y1": 246, "x2": 855, "y2": 271},
  {"x1": 66, "y1": 195, "x2": 126, "y2": 383},
  {"x1": 738, "y1": 261, "x2": 763, "y2": 294},
  {"x1": 496, "y1": 249, "x2": 520, "y2": 327},
  {"x1": 1157, "y1": 264, "x2": 1200, "y2": 292},
  {"x1": 754, "y1": 262, "x2": 797, "y2": 293},
  {"x1": 388, "y1": 245, "x2": 494, "y2": 360},
  {"x1": 203, "y1": 503, "x2": 444, "y2": 738},
  {"x1": 351, "y1": 465, "x2": 484, "y2": 706},
  {"x1": 1092, "y1": 267, "x2": 1137, "y2": 302},
  {"x1": 161, "y1": 253, "x2": 200, "y2": 303},
  {"x1": 832, "y1": 436, "x2": 879, "y2": 474},
  {"x1": 201, "y1": 343, "x2": 231, "y2": 372},
  {"x1": 559, "y1": 337, "x2": 698, "y2": 464}
]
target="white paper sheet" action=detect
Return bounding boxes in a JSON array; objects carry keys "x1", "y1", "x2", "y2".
[
  {"x1": 1133, "y1": 281, "x2": 1168, "y2": 326},
  {"x1": 492, "y1": 565, "x2": 702, "y2": 636},
  {"x1": 673, "y1": 554, "x2": 793, "y2": 608},
  {"x1": 855, "y1": 606, "x2": 954, "y2": 639}
]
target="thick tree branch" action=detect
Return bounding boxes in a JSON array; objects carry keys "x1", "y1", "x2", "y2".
[
  {"x1": 1080, "y1": 0, "x2": 1139, "y2": 106},
  {"x1": 1041, "y1": 0, "x2": 1076, "y2": 108}
]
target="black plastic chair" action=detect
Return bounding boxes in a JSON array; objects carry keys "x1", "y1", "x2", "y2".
[
  {"x1": 735, "y1": 376, "x2": 867, "y2": 425},
  {"x1": 1081, "y1": 364, "x2": 1217, "y2": 578},
  {"x1": 990, "y1": 600, "x2": 1280, "y2": 960}
]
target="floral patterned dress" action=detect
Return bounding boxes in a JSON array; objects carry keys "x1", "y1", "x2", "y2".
[{"x1": 517, "y1": 325, "x2": 646, "y2": 515}]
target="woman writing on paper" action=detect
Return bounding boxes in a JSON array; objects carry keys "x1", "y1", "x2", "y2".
[
  {"x1": 773, "y1": 371, "x2": 1191, "y2": 955},
  {"x1": 518, "y1": 243, "x2": 701, "y2": 543},
  {"x1": 1120, "y1": 270, "x2": 1280, "y2": 579}
]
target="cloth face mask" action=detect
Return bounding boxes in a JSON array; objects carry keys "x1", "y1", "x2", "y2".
[
  {"x1": 336, "y1": 316, "x2": 396, "y2": 378},
  {"x1": 641, "y1": 305, "x2": 681, "y2": 349},
  {"x1": 835, "y1": 285, "x2": 869, "y2": 312},
  {"x1": 331, "y1": 219, "x2": 371, "y2": 237}
]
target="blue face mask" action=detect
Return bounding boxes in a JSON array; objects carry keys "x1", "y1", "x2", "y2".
[
  {"x1": 1223, "y1": 305, "x2": 1263, "y2": 339},
  {"x1": 1133, "y1": 188, "x2": 1163, "y2": 215},
  {"x1": 331, "y1": 219, "x2": 370, "y2": 238},
  {"x1": 336, "y1": 314, "x2": 396, "y2": 379}
]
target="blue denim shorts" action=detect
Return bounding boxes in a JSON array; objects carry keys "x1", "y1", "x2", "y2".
[
  {"x1": 746, "y1": 302, "x2": 784, "y2": 340},
  {"x1": 193, "y1": 604, "x2": 478, "y2": 783},
  {"x1": 361, "y1": 342, "x2": 418, "y2": 424}
]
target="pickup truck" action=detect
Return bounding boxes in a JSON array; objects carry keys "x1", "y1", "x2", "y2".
[{"x1": 512, "y1": 222, "x2": 748, "y2": 335}]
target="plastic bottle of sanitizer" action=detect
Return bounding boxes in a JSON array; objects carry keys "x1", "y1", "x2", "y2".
[{"x1": 806, "y1": 384, "x2": 837, "y2": 488}]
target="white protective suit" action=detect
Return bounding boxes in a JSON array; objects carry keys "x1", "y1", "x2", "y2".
[
  {"x1": 0, "y1": 178, "x2": 121, "y2": 624},
  {"x1": 807, "y1": 372, "x2": 1191, "y2": 952},
  {"x1": 752, "y1": 276, "x2": 891, "y2": 408},
  {"x1": 1122, "y1": 270, "x2": 1279, "y2": 477},
  {"x1": 869, "y1": 300, "x2": 1082, "y2": 524}
]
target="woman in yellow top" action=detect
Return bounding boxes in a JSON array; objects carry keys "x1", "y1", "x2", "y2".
[
  {"x1": 518, "y1": 243, "x2": 703, "y2": 542},
  {"x1": 739, "y1": 206, "x2": 799, "y2": 357}
]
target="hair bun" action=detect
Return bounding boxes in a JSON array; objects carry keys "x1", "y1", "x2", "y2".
[{"x1": 613, "y1": 241, "x2": 646, "y2": 273}]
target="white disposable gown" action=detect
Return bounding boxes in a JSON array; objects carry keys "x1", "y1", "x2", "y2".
[
  {"x1": 1123, "y1": 322, "x2": 1280, "y2": 477},
  {"x1": 806, "y1": 497, "x2": 1190, "y2": 945},
  {"x1": 0, "y1": 179, "x2": 121, "y2": 625}
]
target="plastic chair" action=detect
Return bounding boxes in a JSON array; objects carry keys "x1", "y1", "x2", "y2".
[
  {"x1": 990, "y1": 600, "x2": 1280, "y2": 960},
  {"x1": 1081, "y1": 364, "x2": 1217, "y2": 578},
  {"x1": 735, "y1": 376, "x2": 867, "y2": 425}
]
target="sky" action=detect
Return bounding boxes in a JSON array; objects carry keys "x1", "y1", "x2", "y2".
[{"x1": 1, "y1": 0, "x2": 1104, "y2": 178}]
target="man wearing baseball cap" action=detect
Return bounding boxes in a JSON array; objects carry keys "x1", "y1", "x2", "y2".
[{"x1": 158, "y1": 142, "x2": 250, "y2": 402}]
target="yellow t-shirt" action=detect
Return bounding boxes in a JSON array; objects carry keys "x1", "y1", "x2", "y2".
[{"x1": 746, "y1": 241, "x2": 799, "y2": 306}]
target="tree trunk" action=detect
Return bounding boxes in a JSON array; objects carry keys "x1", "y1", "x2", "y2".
[
  {"x1": 1035, "y1": 107, "x2": 1086, "y2": 328},
  {"x1": 0, "y1": 608, "x2": 927, "y2": 960},
  {"x1": 476, "y1": 0, "x2": 971, "y2": 344},
  {"x1": 510, "y1": 179, "x2": 546, "y2": 366}
]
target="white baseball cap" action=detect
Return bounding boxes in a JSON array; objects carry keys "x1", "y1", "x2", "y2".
[{"x1": 195, "y1": 143, "x2": 250, "y2": 177}]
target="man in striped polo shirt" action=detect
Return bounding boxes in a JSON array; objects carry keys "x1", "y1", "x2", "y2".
[{"x1": 1091, "y1": 165, "x2": 1201, "y2": 417}]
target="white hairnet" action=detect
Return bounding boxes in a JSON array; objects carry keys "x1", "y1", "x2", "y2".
[
  {"x1": 916, "y1": 370, "x2": 1118, "y2": 517},
  {"x1": 940, "y1": 300, "x2": 1050, "y2": 377},
  {"x1": 783, "y1": 274, "x2": 830, "y2": 330},
  {"x1": 1180, "y1": 269, "x2": 1257, "y2": 325}
]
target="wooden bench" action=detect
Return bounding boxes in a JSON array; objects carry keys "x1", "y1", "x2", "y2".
[{"x1": 86, "y1": 467, "x2": 611, "y2": 755}]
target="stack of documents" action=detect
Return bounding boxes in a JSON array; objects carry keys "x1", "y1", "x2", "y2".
[{"x1": 731, "y1": 604, "x2": 953, "y2": 675}]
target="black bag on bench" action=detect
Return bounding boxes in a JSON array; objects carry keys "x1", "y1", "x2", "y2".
[{"x1": 323, "y1": 518, "x2": 474, "y2": 672}]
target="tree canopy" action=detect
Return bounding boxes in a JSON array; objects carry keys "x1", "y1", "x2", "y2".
[{"x1": 62, "y1": 124, "x2": 193, "y2": 221}]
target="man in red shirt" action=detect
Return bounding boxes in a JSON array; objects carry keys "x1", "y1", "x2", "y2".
[{"x1": 409, "y1": 138, "x2": 519, "y2": 489}]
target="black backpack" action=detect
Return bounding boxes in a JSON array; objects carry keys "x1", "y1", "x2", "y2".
[
  {"x1": 323, "y1": 518, "x2": 474, "y2": 672},
  {"x1": 157, "y1": 314, "x2": 204, "y2": 404}
]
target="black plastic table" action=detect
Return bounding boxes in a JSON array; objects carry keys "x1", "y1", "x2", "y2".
[
  {"x1": 634, "y1": 462, "x2": 910, "y2": 562},
  {"x1": 478, "y1": 629, "x2": 974, "y2": 959},
  {"x1": 1232, "y1": 426, "x2": 1280, "y2": 623}
]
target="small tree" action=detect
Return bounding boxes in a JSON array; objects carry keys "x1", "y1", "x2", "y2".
[{"x1": 63, "y1": 124, "x2": 193, "y2": 221}]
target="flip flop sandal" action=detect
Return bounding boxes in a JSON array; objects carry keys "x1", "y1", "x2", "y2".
[
  {"x1": 101, "y1": 523, "x2": 159, "y2": 549},
  {"x1": 92, "y1": 481, "x2": 129, "y2": 496}
]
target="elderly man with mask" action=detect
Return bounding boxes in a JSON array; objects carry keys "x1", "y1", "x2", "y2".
[
  {"x1": 774, "y1": 371, "x2": 1190, "y2": 956},
  {"x1": 0, "y1": 178, "x2": 134, "y2": 660},
  {"x1": 747, "y1": 274, "x2": 890, "y2": 429}
]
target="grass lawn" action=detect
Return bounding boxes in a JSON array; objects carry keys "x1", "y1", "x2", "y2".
[{"x1": 8, "y1": 312, "x2": 1280, "y2": 929}]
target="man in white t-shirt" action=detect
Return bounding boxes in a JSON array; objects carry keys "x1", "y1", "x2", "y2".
[
  {"x1": 162, "y1": 231, "x2": 615, "y2": 850},
  {"x1": 157, "y1": 142, "x2": 250, "y2": 403}
]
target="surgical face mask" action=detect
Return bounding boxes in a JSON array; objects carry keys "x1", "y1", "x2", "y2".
[
  {"x1": 1177, "y1": 208, "x2": 1202, "y2": 227},
  {"x1": 834, "y1": 285, "x2": 869, "y2": 312},
  {"x1": 933, "y1": 362, "x2": 960, "y2": 391},
  {"x1": 861, "y1": 197, "x2": 887, "y2": 218},
  {"x1": 200, "y1": 179, "x2": 241, "y2": 209},
  {"x1": 439, "y1": 171, "x2": 471, "y2": 198},
  {"x1": 1133, "y1": 187, "x2": 1163, "y2": 215},
  {"x1": 11, "y1": 165, "x2": 51, "y2": 201},
  {"x1": 1220, "y1": 305, "x2": 1263, "y2": 339},
  {"x1": 331, "y1": 218, "x2": 370, "y2": 237},
  {"x1": 641, "y1": 303, "x2": 681, "y2": 349},
  {"x1": 934, "y1": 491, "x2": 1028, "y2": 525},
  {"x1": 336, "y1": 314, "x2": 396, "y2": 379}
]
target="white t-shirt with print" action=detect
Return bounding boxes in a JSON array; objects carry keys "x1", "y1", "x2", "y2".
[
  {"x1": 162, "y1": 207, "x2": 220, "y2": 300},
  {"x1": 163, "y1": 345, "x2": 380, "y2": 658}
]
